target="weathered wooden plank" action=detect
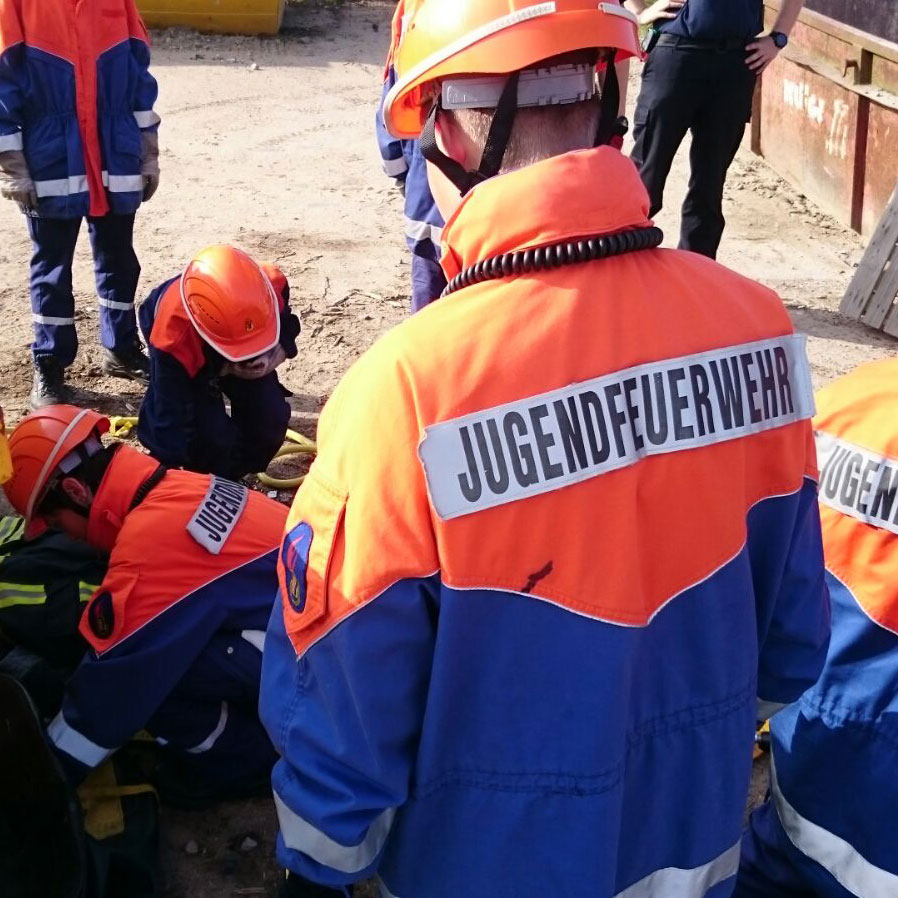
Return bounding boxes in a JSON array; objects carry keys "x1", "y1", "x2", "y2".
[
  {"x1": 863, "y1": 253, "x2": 898, "y2": 327},
  {"x1": 841, "y1": 183, "x2": 898, "y2": 318}
]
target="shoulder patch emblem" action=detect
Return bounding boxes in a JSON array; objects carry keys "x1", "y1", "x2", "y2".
[
  {"x1": 281, "y1": 522, "x2": 313, "y2": 613},
  {"x1": 88, "y1": 591, "x2": 115, "y2": 640}
]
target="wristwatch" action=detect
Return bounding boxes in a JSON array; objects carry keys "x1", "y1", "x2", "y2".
[{"x1": 771, "y1": 31, "x2": 788, "y2": 49}]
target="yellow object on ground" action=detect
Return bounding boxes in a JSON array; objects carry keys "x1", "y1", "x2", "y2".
[
  {"x1": 0, "y1": 424, "x2": 11, "y2": 484},
  {"x1": 108, "y1": 416, "x2": 139, "y2": 439},
  {"x1": 78, "y1": 760, "x2": 158, "y2": 841},
  {"x1": 258, "y1": 429, "x2": 317, "y2": 490},
  {"x1": 137, "y1": 0, "x2": 284, "y2": 35}
]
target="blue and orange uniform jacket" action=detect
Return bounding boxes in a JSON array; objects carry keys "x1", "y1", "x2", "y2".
[
  {"x1": 0, "y1": 0, "x2": 159, "y2": 219},
  {"x1": 260, "y1": 148, "x2": 831, "y2": 897},
  {"x1": 375, "y1": 1, "x2": 445, "y2": 311},
  {"x1": 738, "y1": 358, "x2": 898, "y2": 898},
  {"x1": 136, "y1": 264, "x2": 300, "y2": 473},
  {"x1": 47, "y1": 445, "x2": 287, "y2": 785}
]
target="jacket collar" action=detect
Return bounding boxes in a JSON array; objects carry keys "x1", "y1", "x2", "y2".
[
  {"x1": 440, "y1": 147, "x2": 653, "y2": 282},
  {"x1": 87, "y1": 447, "x2": 162, "y2": 554}
]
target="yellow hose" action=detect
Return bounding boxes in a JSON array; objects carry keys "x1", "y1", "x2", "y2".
[
  {"x1": 107, "y1": 415, "x2": 315, "y2": 490},
  {"x1": 257, "y1": 429, "x2": 317, "y2": 490}
]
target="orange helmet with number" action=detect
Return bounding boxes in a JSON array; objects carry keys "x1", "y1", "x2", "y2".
[
  {"x1": 383, "y1": 0, "x2": 641, "y2": 140},
  {"x1": 181, "y1": 245, "x2": 281, "y2": 363},
  {"x1": 2, "y1": 405, "x2": 110, "y2": 534}
]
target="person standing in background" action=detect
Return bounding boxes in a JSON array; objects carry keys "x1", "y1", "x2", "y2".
[
  {"x1": 625, "y1": 0, "x2": 805, "y2": 258},
  {"x1": 0, "y1": 0, "x2": 161, "y2": 408}
]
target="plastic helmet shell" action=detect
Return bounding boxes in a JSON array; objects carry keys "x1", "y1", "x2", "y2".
[
  {"x1": 181, "y1": 245, "x2": 281, "y2": 362},
  {"x1": 383, "y1": 0, "x2": 641, "y2": 139},
  {"x1": 2, "y1": 405, "x2": 110, "y2": 529}
]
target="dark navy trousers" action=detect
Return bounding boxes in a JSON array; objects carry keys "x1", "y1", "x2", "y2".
[{"x1": 25, "y1": 213, "x2": 141, "y2": 366}]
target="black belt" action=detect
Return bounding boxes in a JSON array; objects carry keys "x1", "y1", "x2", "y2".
[{"x1": 657, "y1": 34, "x2": 747, "y2": 52}]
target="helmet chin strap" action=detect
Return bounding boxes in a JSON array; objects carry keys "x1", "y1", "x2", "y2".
[
  {"x1": 420, "y1": 51, "x2": 624, "y2": 198},
  {"x1": 420, "y1": 71, "x2": 521, "y2": 197}
]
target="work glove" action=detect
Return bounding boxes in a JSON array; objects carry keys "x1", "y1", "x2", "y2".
[
  {"x1": 278, "y1": 871, "x2": 348, "y2": 898},
  {"x1": 140, "y1": 129, "x2": 160, "y2": 202},
  {"x1": 0, "y1": 149, "x2": 38, "y2": 211},
  {"x1": 224, "y1": 345, "x2": 287, "y2": 380}
]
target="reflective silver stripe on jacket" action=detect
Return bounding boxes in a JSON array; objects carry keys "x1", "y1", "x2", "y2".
[
  {"x1": 0, "y1": 131, "x2": 23, "y2": 151},
  {"x1": 133, "y1": 110, "x2": 161, "y2": 129},
  {"x1": 613, "y1": 842, "x2": 741, "y2": 898},
  {"x1": 48, "y1": 711, "x2": 113, "y2": 768},
  {"x1": 382, "y1": 157, "x2": 408, "y2": 177},
  {"x1": 274, "y1": 790, "x2": 395, "y2": 875},
  {"x1": 772, "y1": 758, "x2": 898, "y2": 896},
  {"x1": 404, "y1": 216, "x2": 443, "y2": 246},
  {"x1": 34, "y1": 175, "x2": 88, "y2": 197}
]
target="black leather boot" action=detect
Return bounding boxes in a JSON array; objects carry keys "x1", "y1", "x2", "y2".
[
  {"x1": 102, "y1": 342, "x2": 150, "y2": 384},
  {"x1": 30, "y1": 357, "x2": 69, "y2": 409}
]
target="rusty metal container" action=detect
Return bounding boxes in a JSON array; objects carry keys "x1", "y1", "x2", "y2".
[{"x1": 753, "y1": 1, "x2": 898, "y2": 235}]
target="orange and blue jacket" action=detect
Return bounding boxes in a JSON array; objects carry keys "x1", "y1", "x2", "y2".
[
  {"x1": 0, "y1": 0, "x2": 158, "y2": 218},
  {"x1": 757, "y1": 358, "x2": 898, "y2": 896},
  {"x1": 260, "y1": 147, "x2": 830, "y2": 897},
  {"x1": 47, "y1": 445, "x2": 287, "y2": 784}
]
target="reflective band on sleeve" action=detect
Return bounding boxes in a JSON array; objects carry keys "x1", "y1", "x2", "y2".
[
  {"x1": 79, "y1": 582, "x2": 98, "y2": 603},
  {"x1": 0, "y1": 131, "x2": 23, "y2": 151},
  {"x1": 104, "y1": 173, "x2": 145, "y2": 193},
  {"x1": 34, "y1": 175, "x2": 88, "y2": 197},
  {"x1": 133, "y1": 110, "x2": 160, "y2": 128},
  {"x1": 613, "y1": 841, "x2": 741, "y2": 898},
  {"x1": 420, "y1": 334, "x2": 816, "y2": 520},
  {"x1": 0, "y1": 582, "x2": 46, "y2": 610},
  {"x1": 404, "y1": 217, "x2": 443, "y2": 246},
  {"x1": 48, "y1": 712, "x2": 113, "y2": 768},
  {"x1": 0, "y1": 516, "x2": 25, "y2": 545},
  {"x1": 757, "y1": 699, "x2": 788, "y2": 721},
  {"x1": 772, "y1": 759, "x2": 898, "y2": 897},
  {"x1": 32, "y1": 314, "x2": 75, "y2": 326},
  {"x1": 273, "y1": 790, "x2": 396, "y2": 875},
  {"x1": 816, "y1": 432, "x2": 898, "y2": 536},
  {"x1": 186, "y1": 701, "x2": 229, "y2": 754},
  {"x1": 241, "y1": 629, "x2": 266, "y2": 652},
  {"x1": 97, "y1": 297, "x2": 135, "y2": 311},
  {"x1": 383, "y1": 157, "x2": 408, "y2": 177}
]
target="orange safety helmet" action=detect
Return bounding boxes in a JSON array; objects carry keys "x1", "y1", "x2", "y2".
[
  {"x1": 180, "y1": 245, "x2": 281, "y2": 363},
  {"x1": 383, "y1": 0, "x2": 641, "y2": 140},
  {"x1": 2, "y1": 405, "x2": 110, "y2": 533}
]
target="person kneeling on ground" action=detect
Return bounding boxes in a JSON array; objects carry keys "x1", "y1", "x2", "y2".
[
  {"x1": 137, "y1": 245, "x2": 301, "y2": 480},
  {"x1": 736, "y1": 358, "x2": 898, "y2": 898},
  {"x1": 3, "y1": 405, "x2": 287, "y2": 803}
]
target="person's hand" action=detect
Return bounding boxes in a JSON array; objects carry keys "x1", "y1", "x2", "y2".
[
  {"x1": 140, "y1": 129, "x2": 160, "y2": 202},
  {"x1": 225, "y1": 345, "x2": 287, "y2": 380},
  {"x1": 636, "y1": 0, "x2": 685, "y2": 27},
  {"x1": 0, "y1": 150, "x2": 37, "y2": 210},
  {"x1": 142, "y1": 173, "x2": 160, "y2": 202},
  {"x1": 745, "y1": 34, "x2": 781, "y2": 73}
]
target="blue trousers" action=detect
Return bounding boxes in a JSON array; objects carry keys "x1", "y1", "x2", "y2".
[
  {"x1": 26, "y1": 213, "x2": 141, "y2": 366},
  {"x1": 146, "y1": 632, "x2": 277, "y2": 802}
]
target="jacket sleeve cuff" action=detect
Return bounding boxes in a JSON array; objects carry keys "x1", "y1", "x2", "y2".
[{"x1": 0, "y1": 130, "x2": 23, "y2": 152}]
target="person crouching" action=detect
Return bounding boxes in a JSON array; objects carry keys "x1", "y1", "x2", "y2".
[{"x1": 137, "y1": 245, "x2": 300, "y2": 480}]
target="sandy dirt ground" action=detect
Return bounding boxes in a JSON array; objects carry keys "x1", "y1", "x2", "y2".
[{"x1": 0, "y1": 1, "x2": 894, "y2": 895}]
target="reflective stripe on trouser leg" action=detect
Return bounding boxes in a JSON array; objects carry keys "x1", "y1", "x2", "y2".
[
  {"x1": 613, "y1": 842, "x2": 741, "y2": 897},
  {"x1": 25, "y1": 215, "x2": 82, "y2": 366},
  {"x1": 87, "y1": 214, "x2": 140, "y2": 352}
]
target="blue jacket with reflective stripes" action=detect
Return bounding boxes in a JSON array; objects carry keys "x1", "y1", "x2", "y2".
[
  {"x1": 0, "y1": 0, "x2": 159, "y2": 219},
  {"x1": 376, "y1": 68, "x2": 445, "y2": 310}
]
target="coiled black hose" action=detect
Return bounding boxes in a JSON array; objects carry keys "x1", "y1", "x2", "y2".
[{"x1": 441, "y1": 226, "x2": 664, "y2": 298}]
